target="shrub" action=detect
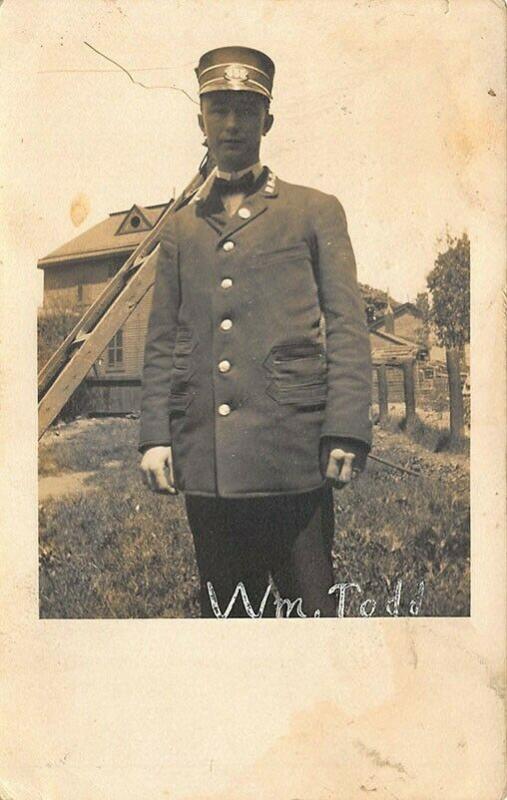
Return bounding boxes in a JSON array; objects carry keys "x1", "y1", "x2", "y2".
[
  {"x1": 38, "y1": 305, "x2": 92, "y2": 422},
  {"x1": 38, "y1": 306, "x2": 80, "y2": 372}
]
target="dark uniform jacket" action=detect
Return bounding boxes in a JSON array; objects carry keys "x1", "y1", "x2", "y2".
[{"x1": 139, "y1": 168, "x2": 372, "y2": 497}]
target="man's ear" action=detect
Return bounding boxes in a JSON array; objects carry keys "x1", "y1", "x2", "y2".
[
  {"x1": 263, "y1": 113, "x2": 274, "y2": 136},
  {"x1": 198, "y1": 112, "x2": 205, "y2": 135}
]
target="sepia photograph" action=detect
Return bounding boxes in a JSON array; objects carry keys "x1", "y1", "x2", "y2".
[
  {"x1": 1, "y1": 1, "x2": 505, "y2": 798},
  {"x1": 34, "y1": 6, "x2": 472, "y2": 620}
]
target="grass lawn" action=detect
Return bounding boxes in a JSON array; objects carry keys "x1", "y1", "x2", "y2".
[{"x1": 39, "y1": 417, "x2": 470, "y2": 618}]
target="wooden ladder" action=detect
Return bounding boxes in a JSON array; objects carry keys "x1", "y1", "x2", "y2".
[{"x1": 38, "y1": 163, "x2": 216, "y2": 438}]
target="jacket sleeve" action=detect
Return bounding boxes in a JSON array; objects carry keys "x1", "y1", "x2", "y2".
[
  {"x1": 311, "y1": 194, "x2": 372, "y2": 448},
  {"x1": 138, "y1": 217, "x2": 180, "y2": 451}
]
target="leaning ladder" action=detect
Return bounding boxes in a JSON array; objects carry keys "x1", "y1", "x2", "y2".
[{"x1": 37, "y1": 164, "x2": 216, "y2": 438}]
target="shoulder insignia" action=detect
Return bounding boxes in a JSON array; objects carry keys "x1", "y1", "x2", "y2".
[{"x1": 263, "y1": 170, "x2": 278, "y2": 197}]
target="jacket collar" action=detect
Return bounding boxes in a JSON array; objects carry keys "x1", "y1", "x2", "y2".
[{"x1": 197, "y1": 167, "x2": 278, "y2": 238}]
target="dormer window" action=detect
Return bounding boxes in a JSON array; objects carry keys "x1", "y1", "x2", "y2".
[{"x1": 115, "y1": 205, "x2": 152, "y2": 236}]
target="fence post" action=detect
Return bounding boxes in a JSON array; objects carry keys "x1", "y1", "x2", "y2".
[
  {"x1": 402, "y1": 359, "x2": 417, "y2": 426},
  {"x1": 445, "y1": 346, "x2": 465, "y2": 443},
  {"x1": 377, "y1": 364, "x2": 389, "y2": 424}
]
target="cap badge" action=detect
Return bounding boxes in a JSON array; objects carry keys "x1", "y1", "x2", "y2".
[{"x1": 224, "y1": 64, "x2": 249, "y2": 83}]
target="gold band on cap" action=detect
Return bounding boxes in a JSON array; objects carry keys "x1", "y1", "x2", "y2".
[
  {"x1": 198, "y1": 62, "x2": 272, "y2": 82},
  {"x1": 199, "y1": 76, "x2": 272, "y2": 99}
]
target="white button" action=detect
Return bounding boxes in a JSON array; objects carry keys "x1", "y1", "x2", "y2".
[
  {"x1": 220, "y1": 318, "x2": 233, "y2": 331},
  {"x1": 238, "y1": 207, "x2": 251, "y2": 219},
  {"x1": 221, "y1": 278, "x2": 233, "y2": 289},
  {"x1": 218, "y1": 360, "x2": 231, "y2": 373},
  {"x1": 223, "y1": 241, "x2": 235, "y2": 251},
  {"x1": 218, "y1": 404, "x2": 231, "y2": 416}
]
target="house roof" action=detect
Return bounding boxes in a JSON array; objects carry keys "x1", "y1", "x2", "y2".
[
  {"x1": 370, "y1": 328, "x2": 420, "y2": 364},
  {"x1": 38, "y1": 202, "x2": 170, "y2": 268},
  {"x1": 368, "y1": 302, "x2": 422, "y2": 331},
  {"x1": 370, "y1": 329, "x2": 419, "y2": 348}
]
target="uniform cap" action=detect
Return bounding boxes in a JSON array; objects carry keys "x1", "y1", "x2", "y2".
[{"x1": 195, "y1": 46, "x2": 275, "y2": 101}]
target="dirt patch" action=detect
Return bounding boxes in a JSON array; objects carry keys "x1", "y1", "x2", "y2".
[
  {"x1": 103, "y1": 459, "x2": 123, "y2": 469},
  {"x1": 41, "y1": 416, "x2": 129, "y2": 443},
  {"x1": 38, "y1": 471, "x2": 96, "y2": 503}
]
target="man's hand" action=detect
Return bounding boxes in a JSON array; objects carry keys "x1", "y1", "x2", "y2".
[
  {"x1": 140, "y1": 446, "x2": 178, "y2": 494},
  {"x1": 324, "y1": 447, "x2": 360, "y2": 489},
  {"x1": 320, "y1": 437, "x2": 368, "y2": 490}
]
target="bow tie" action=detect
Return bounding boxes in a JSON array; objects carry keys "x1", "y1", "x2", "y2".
[{"x1": 214, "y1": 171, "x2": 256, "y2": 195}]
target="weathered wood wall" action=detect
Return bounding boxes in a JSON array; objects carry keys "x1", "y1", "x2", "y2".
[
  {"x1": 84, "y1": 379, "x2": 143, "y2": 415},
  {"x1": 372, "y1": 364, "x2": 450, "y2": 407},
  {"x1": 43, "y1": 256, "x2": 125, "y2": 311}
]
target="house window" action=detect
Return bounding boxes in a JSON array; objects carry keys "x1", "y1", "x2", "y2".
[
  {"x1": 107, "y1": 329, "x2": 124, "y2": 370},
  {"x1": 424, "y1": 367, "x2": 434, "y2": 380}
]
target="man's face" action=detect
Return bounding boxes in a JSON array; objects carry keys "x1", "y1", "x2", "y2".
[{"x1": 198, "y1": 91, "x2": 273, "y2": 172}]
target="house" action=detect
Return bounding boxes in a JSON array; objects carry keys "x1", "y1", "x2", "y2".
[
  {"x1": 366, "y1": 293, "x2": 470, "y2": 370},
  {"x1": 368, "y1": 300, "x2": 425, "y2": 347},
  {"x1": 38, "y1": 202, "x2": 171, "y2": 413},
  {"x1": 369, "y1": 328, "x2": 426, "y2": 404}
]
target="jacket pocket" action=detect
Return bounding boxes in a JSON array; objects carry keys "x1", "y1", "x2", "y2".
[
  {"x1": 250, "y1": 242, "x2": 311, "y2": 269},
  {"x1": 264, "y1": 340, "x2": 327, "y2": 407},
  {"x1": 266, "y1": 380, "x2": 327, "y2": 406},
  {"x1": 169, "y1": 327, "x2": 197, "y2": 413},
  {"x1": 169, "y1": 369, "x2": 193, "y2": 412},
  {"x1": 172, "y1": 326, "x2": 197, "y2": 372}
]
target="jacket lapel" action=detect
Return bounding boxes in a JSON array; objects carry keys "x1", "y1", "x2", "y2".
[{"x1": 197, "y1": 168, "x2": 279, "y2": 240}]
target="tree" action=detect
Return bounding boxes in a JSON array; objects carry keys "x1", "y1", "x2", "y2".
[
  {"x1": 415, "y1": 291, "x2": 430, "y2": 349},
  {"x1": 359, "y1": 283, "x2": 397, "y2": 324},
  {"x1": 426, "y1": 232, "x2": 470, "y2": 443}
]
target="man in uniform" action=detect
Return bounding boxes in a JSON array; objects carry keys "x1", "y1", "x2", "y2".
[{"x1": 139, "y1": 46, "x2": 372, "y2": 618}]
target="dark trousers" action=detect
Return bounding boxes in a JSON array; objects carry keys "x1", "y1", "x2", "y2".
[{"x1": 185, "y1": 486, "x2": 337, "y2": 618}]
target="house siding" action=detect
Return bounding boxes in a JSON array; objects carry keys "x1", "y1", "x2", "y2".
[
  {"x1": 372, "y1": 364, "x2": 450, "y2": 406},
  {"x1": 43, "y1": 256, "x2": 126, "y2": 312},
  {"x1": 94, "y1": 287, "x2": 153, "y2": 379}
]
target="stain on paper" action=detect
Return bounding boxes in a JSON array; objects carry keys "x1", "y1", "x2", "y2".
[
  {"x1": 70, "y1": 193, "x2": 91, "y2": 227},
  {"x1": 354, "y1": 739, "x2": 409, "y2": 776}
]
